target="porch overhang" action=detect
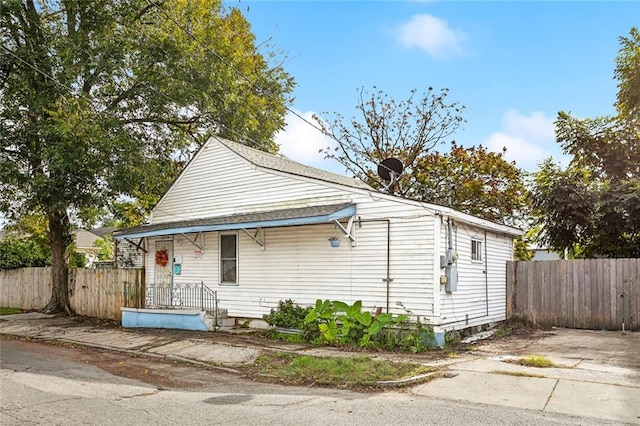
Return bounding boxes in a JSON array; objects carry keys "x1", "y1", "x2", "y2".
[{"x1": 113, "y1": 203, "x2": 357, "y2": 241}]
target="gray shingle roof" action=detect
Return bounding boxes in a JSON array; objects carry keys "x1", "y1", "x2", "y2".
[
  {"x1": 215, "y1": 137, "x2": 371, "y2": 190},
  {"x1": 115, "y1": 203, "x2": 355, "y2": 239}
]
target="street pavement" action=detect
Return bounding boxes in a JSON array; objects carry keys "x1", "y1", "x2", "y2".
[{"x1": 1, "y1": 313, "x2": 638, "y2": 425}]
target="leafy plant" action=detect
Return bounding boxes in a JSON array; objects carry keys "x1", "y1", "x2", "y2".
[
  {"x1": 303, "y1": 299, "x2": 424, "y2": 349},
  {"x1": 263, "y1": 299, "x2": 311, "y2": 329}
]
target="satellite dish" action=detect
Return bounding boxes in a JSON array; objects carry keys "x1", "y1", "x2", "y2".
[
  {"x1": 378, "y1": 158, "x2": 403, "y2": 181},
  {"x1": 377, "y1": 158, "x2": 403, "y2": 192}
]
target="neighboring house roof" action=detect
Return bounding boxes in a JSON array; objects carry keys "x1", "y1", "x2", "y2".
[
  {"x1": 73, "y1": 229, "x2": 103, "y2": 250},
  {"x1": 218, "y1": 137, "x2": 371, "y2": 190},
  {"x1": 91, "y1": 226, "x2": 116, "y2": 238},
  {"x1": 115, "y1": 203, "x2": 355, "y2": 240}
]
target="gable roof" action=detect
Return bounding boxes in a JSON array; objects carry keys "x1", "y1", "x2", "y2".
[
  {"x1": 73, "y1": 229, "x2": 103, "y2": 249},
  {"x1": 148, "y1": 136, "x2": 521, "y2": 237},
  {"x1": 216, "y1": 137, "x2": 371, "y2": 190}
]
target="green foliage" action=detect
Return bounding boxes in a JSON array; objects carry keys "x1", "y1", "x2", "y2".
[
  {"x1": 263, "y1": 299, "x2": 311, "y2": 329},
  {"x1": 315, "y1": 86, "x2": 465, "y2": 196},
  {"x1": 614, "y1": 27, "x2": 640, "y2": 119},
  {"x1": 93, "y1": 235, "x2": 114, "y2": 261},
  {"x1": 0, "y1": 1, "x2": 294, "y2": 312},
  {"x1": 412, "y1": 142, "x2": 529, "y2": 227},
  {"x1": 513, "y1": 235, "x2": 534, "y2": 261},
  {"x1": 0, "y1": 237, "x2": 50, "y2": 269},
  {"x1": 253, "y1": 352, "x2": 432, "y2": 389},
  {"x1": 303, "y1": 299, "x2": 429, "y2": 351},
  {"x1": 532, "y1": 28, "x2": 640, "y2": 258},
  {"x1": 69, "y1": 250, "x2": 86, "y2": 269}
]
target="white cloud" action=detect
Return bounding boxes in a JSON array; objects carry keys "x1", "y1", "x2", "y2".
[
  {"x1": 275, "y1": 110, "x2": 344, "y2": 173},
  {"x1": 396, "y1": 14, "x2": 466, "y2": 59},
  {"x1": 485, "y1": 109, "x2": 566, "y2": 171}
]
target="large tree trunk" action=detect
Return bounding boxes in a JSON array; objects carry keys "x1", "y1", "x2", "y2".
[{"x1": 43, "y1": 208, "x2": 73, "y2": 315}]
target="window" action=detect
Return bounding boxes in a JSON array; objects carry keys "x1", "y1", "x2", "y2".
[
  {"x1": 220, "y1": 233, "x2": 237, "y2": 284},
  {"x1": 471, "y1": 239, "x2": 483, "y2": 262}
]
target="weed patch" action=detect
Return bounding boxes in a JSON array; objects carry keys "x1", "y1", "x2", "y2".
[
  {"x1": 506, "y1": 354, "x2": 555, "y2": 368},
  {"x1": 249, "y1": 352, "x2": 433, "y2": 390}
]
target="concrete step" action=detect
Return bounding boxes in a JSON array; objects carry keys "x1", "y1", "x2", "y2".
[{"x1": 214, "y1": 317, "x2": 236, "y2": 327}]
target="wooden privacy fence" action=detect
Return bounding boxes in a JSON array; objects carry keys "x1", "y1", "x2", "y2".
[
  {"x1": 507, "y1": 259, "x2": 640, "y2": 331},
  {"x1": 0, "y1": 267, "x2": 145, "y2": 321}
]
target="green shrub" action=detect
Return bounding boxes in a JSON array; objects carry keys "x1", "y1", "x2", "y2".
[
  {"x1": 0, "y1": 237, "x2": 50, "y2": 269},
  {"x1": 263, "y1": 299, "x2": 311, "y2": 329}
]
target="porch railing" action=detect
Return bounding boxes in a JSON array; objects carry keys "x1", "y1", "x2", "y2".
[{"x1": 124, "y1": 281, "x2": 218, "y2": 323}]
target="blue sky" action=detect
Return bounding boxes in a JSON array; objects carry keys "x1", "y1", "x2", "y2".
[{"x1": 238, "y1": 0, "x2": 639, "y2": 174}]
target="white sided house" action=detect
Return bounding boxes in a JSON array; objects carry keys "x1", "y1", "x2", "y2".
[{"x1": 115, "y1": 136, "x2": 522, "y2": 341}]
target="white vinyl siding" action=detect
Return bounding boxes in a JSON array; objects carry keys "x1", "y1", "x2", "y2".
[
  {"x1": 437, "y1": 221, "x2": 512, "y2": 330},
  {"x1": 152, "y1": 142, "x2": 351, "y2": 223},
  {"x1": 148, "y1": 199, "x2": 438, "y2": 320},
  {"x1": 142, "y1": 137, "x2": 519, "y2": 328}
]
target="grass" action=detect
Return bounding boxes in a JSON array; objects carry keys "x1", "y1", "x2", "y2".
[
  {"x1": 0, "y1": 307, "x2": 22, "y2": 315},
  {"x1": 250, "y1": 352, "x2": 433, "y2": 390},
  {"x1": 491, "y1": 370, "x2": 546, "y2": 378},
  {"x1": 508, "y1": 354, "x2": 555, "y2": 368}
]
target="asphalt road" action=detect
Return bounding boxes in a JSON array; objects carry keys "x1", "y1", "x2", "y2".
[{"x1": 0, "y1": 338, "x2": 626, "y2": 426}]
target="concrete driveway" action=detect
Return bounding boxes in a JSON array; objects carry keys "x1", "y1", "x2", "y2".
[{"x1": 413, "y1": 328, "x2": 640, "y2": 424}]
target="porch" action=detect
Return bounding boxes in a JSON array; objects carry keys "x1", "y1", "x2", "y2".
[{"x1": 122, "y1": 281, "x2": 232, "y2": 331}]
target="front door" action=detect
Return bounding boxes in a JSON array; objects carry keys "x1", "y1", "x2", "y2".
[{"x1": 154, "y1": 241, "x2": 173, "y2": 305}]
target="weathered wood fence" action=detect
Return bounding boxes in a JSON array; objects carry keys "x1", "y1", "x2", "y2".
[
  {"x1": 0, "y1": 267, "x2": 144, "y2": 321},
  {"x1": 507, "y1": 259, "x2": 640, "y2": 331}
]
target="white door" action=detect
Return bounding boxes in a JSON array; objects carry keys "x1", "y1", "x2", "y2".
[{"x1": 154, "y1": 241, "x2": 173, "y2": 305}]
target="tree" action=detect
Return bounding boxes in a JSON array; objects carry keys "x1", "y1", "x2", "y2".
[
  {"x1": 315, "y1": 86, "x2": 465, "y2": 196},
  {"x1": 532, "y1": 159, "x2": 596, "y2": 258},
  {"x1": 411, "y1": 142, "x2": 528, "y2": 226},
  {"x1": 314, "y1": 86, "x2": 529, "y2": 228},
  {"x1": 0, "y1": 0, "x2": 294, "y2": 313},
  {"x1": 532, "y1": 28, "x2": 640, "y2": 258},
  {"x1": 615, "y1": 27, "x2": 640, "y2": 120}
]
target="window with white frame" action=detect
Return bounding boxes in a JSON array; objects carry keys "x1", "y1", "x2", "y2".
[
  {"x1": 471, "y1": 238, "x2": 483, "y2": 262},
  {"x1": 220, "y1": 233, "x2": 237, "y2": 284}
]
